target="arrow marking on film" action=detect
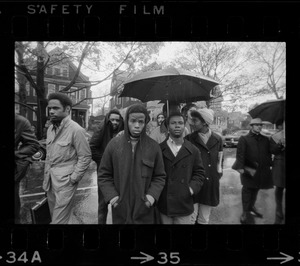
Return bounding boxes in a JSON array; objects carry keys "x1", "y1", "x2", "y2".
[
  {"x1": 131, "y1": 252, "x2": 154, "y2": 264},
  {"x1": 267, "y1": 252, "x2": 294, "y2": 264}
]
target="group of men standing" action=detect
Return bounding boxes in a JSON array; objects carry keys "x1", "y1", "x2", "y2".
[{"x1": 15, "y1": 92, "x2": 285, "y2": 225}]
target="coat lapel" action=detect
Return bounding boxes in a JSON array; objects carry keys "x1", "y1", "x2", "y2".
[
  {"x1": 160, "y1": 141, "x2": 175, "y2": 162},
  {"x1": 206, "y1": 133, "x2": 219, "y2": 150},
  {"x1": 191, "y1": 133, "x2": 208, "y2": 151},
  {"x1": 51, "y1": 116, "x2": 71, "y2": 143},
  {"x1": 172, "y1": 142, "x2": 191, "y2": 165},
  {"x1": 191, "y1": 131, "x2": 219, "y2": 150}
]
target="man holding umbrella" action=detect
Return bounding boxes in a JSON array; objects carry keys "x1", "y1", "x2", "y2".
[{"x1": 232, "y1": 118, "x2": 273, "y2": 224}]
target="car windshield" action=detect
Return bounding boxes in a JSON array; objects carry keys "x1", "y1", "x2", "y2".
[{"x1": 233, "y1": 130, "x2": 248, "y2": 136}]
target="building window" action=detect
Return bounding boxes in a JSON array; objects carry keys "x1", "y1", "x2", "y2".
[
  {"x1": 69, "y1": 87, "x2": 77, "y2": 103},
  {"x1": 32, "y1": 87, "x2": 36, "y2": 96},
  {"x1": 80, "y1": 89, "x2": 86, "y2": 100},
  {"x1": 46, "y1": 67, "x2": 53, "y2": 75},
  {"x1": 47, "y1": 84, "x2": 56, "y2": 97},
  {"x1": 33, "y1": 106, "x2": 38, "y2": 121},
  {"x1": 26, "y1": 83, "x2": 30, "y2": 96},
  {"x1": 62, "y1": 69, "x2": 68, "y2": 78},
  {"x1": 54, "y1": 67, "x2": 61, "y2": 76}
]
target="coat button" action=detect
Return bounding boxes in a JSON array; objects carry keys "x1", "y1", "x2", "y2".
[
  {"x1": 181, "y1": 179, "x2": 184, "y2": 183},
  {"x1": 208, "y1": 164, "x2": 211, "y2": 167}
]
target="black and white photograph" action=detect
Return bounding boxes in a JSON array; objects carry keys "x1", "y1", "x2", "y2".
[{"x1": 14, "y1": 41, "x2": 286, "y2": 225}]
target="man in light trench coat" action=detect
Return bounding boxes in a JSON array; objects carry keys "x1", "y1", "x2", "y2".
[{"x1": 43, "y1": 92, "x2": 92, "y2": 224}]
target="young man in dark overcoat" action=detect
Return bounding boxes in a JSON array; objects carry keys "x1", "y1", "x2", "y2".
[
  {"x1": 98, "y1": 104, "x2": 166, "y2": 224},
  {"x1": 158, "y1": 112, "x2": 206, "y2": 224}
]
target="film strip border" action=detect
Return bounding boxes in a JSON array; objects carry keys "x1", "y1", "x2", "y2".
[
  {"x1": 0, "y1": 225, "x2": 299, "y2": 265},
  {"x1": 0, "y1": 2, "x2": 299, "y2": 39},
  {"x1": 1, "y1": 1, "x2": 300, "y2": 265}
]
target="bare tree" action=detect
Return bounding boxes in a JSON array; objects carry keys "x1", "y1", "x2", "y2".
[
  {"x1": 15, "y1": 42, "x2": 164, "y2": 138},
  {"x1": 173, "y1": 42, "x2": 252, "y2": 110},
  {"x1": 247, "y1": 42, "x2": 286, "y2": 99}
]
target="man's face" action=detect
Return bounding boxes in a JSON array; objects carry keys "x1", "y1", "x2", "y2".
[
  {"x1": 48, "y1": 99, "x2": 69, "y2": 123},
  {"x1": 192, "y1": 117, "x2": 206, "y2": 131},
  {"x1": 128, "y1": 113, "x2": 146, "y2": 137},
  {"x1": 109, "y1": 113, "x2": 120, "y2": 130},
  {"x1": 168, "y1": 116, "x2": 185, "y2": 138},
  {"x1": 157, "y1": 115, "x2": 165, "y2": 126},
  {"x1": 251, "y1": 124, "x2": 262, "y2": 134}
]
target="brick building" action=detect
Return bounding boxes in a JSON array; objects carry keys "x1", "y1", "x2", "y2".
[{"x1": 15, "y1": 47, "x2": 92, "y2": 129}]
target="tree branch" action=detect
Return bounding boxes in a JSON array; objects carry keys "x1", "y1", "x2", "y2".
[{"x1": 15, "y1": 101, "x2": 37, "y2": 112}]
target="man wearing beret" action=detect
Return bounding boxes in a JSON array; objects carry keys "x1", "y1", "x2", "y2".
[{"x1": 232, "y1": 118, "x2": 273, "y2": 224}]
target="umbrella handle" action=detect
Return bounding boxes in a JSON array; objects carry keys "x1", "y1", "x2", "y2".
[{"x1": 167, "y1": 100, "x2": 169, "y2": 117}]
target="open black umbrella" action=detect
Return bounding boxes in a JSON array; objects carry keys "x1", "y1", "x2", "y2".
[
  {"x1": 248, "y1": 99, "x2": 285, "y2": 124},
  {"x1": 119, "y1": 67, "x2": 219, "y2": 109}
]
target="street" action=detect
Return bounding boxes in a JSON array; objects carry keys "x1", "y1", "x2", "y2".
[{"x1": 19, "y1": 148, "x2": 284, "y2": 224}]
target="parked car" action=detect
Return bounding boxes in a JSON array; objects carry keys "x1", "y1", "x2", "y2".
[
  {"x1": 261, "y1": 128, "x2": 278, "y2": 138},
  {"x1": 223, "y1": 129, "x2": 249, "y2": 148}
]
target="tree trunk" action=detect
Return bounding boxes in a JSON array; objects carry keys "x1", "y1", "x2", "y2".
[
  {"x1": 15, "y1": 42, "x2": 28, "y2": 117},
  {"x1": 35, "y1": 42, "x2": 47, "y2": 140}
]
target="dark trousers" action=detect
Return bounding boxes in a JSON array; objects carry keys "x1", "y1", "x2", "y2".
[
  {"x1": 14, "y1": 160, "x2": 30, "y2": 224},
  {"x1": 241, "y1": 186, "x2": 259, "y2": 212},
  {"x1": 97, "y1": 184, "x2": 108, "y2": 224},
  {"x1": 275, "y1": 187, "x2": 284, "y2": 217}
]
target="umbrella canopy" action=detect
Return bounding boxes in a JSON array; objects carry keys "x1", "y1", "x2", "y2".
[
  {"x1": 119, "y1": 67, "x2": 219, "y2": 103},
  {"x1": 248, "y1": 99, "x2": 285, "y2": 124}
]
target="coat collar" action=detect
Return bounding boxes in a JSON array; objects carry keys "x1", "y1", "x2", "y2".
[
  {"x1": 160, "y1": 139, "x2": 193, "y2": 165},
  {"x1": 49, "y1": 115, "x2": 71, "y2": 142},
  {"x1": 189, "y1": 131, "x2": 220, "y2": 150}
]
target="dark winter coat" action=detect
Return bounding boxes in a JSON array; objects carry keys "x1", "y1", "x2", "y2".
[
  {"x1": 185, "y1": 131, "x2": 223, "y2": 206},
  {"x1": 232, "y1": 131, "x2": 273, "y2": 189},
  {"x1": 89, "y1": 110, "x2": 124, "y2": 169},
  {"x1": 158, "y1": 139, "x2": 206, "y2": 217},
  {"x1": 98, "y1": 104, "x2": 166, "y2": 224},
  {"x1": 270, "y1": 137, "x2": 285, "y2": 188},
  {"x1": 15, "y1": 114, "x2": 40, "y2": 182}
]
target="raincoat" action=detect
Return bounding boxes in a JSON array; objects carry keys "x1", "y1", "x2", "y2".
[{"x1": 43, "y1": 115, "x2": 92, "y2": 224}]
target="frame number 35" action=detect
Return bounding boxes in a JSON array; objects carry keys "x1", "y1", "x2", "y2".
[{"x1": 158, "y1": 252, "x2": 180, "y2": 264}]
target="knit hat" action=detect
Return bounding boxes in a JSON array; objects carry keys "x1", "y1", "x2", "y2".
[{"x1": 190, "y1": 108, "x2": 214, "y2": 125}]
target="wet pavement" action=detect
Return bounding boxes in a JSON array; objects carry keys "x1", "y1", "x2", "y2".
[{"x1": 19, "y1": 148, "x2": 284, "y2": 224}]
